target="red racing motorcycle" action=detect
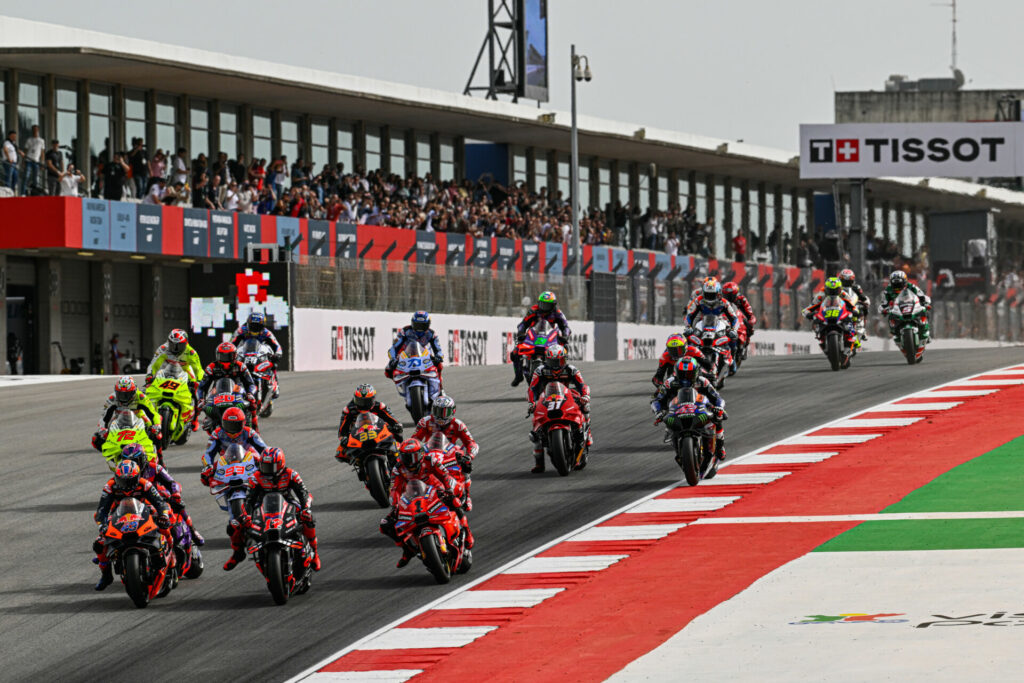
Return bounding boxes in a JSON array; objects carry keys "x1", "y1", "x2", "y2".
[
  {"x1": 530, "y1": 381, "x2": 589, "y2": 476},
  {"x1": 394, "y1": 479, "x2": 472, "y2": 584}
]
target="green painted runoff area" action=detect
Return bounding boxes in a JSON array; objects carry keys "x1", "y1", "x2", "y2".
[{"x1": 816, "y1": 435, "x2": 1024, "y2": 552}]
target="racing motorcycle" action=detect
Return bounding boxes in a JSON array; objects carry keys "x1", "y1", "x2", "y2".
[
  {"x1": 209, "y1": 443, "x2": 258, "y2": 524},
  {"x1": 98, "y1": 497, "x2": 177, "y2": 608},
  {"x1": 339, "y1": 413, "x2": 398, "y2": 508},
  {"x1": 97, "y1": 409, "x2": 159, "y2": 470},
  {"x1": 516, "y1": 320, "x2": 561, "y2": 382},
  {"x1": 661, "y1": 387, "x2": 719, "y2": 486},
  {"x1": 530, "y1": 381, "x2": 588, "y2": 476},
  {"x1": 202, "y1": 377, "x2": 256, "y2": 434},
  {"x1": 813, "y1": 295, "x2": 857, "y2": 371},
  {"x1": 889, "y1": 289, "x2": 927, "y2": 365},
  {"x1": 238, "y1": 337, "x2": 278, "y2": 418},
  {"x1": 246, "y1": 491, "x2": 315, "y2": 605},
  {"x1": 391, "y1": 340, "x2": 442, "y2": 422},
  {"x1": 843, "y1": 286, "x2": 868, "y2": 342},
  {"x1": 145, "y1": 364, "x2": 195, "y2": 450},
  {"x1": 688, "y1": 314, "x2": 732, "y2": 389},
  {"x1": 425, "y1": 433, "x2": 473, "y2": 510},
  {"x1": 394, "y1": 479, "x2": 472, "y2": 584}
]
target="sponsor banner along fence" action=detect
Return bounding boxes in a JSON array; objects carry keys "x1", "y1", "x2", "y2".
[
  {"x1": 616, "y1": 322, "x2": 817, "y2": 359},
  {"x1": 293, "y1": 308, "x2": 594, "y2": 371}
]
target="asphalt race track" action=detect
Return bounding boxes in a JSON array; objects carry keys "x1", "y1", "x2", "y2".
[{"x1": 1, "y1": 348, "x2": 1019, "y2": 682}]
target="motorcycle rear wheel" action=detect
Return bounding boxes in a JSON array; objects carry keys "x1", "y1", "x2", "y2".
[
  {"x1": 826, "y1": 332, "x2": 842, "y2": 371},
  {"x1": 366, "y1": 457, "x2": 390, "y2": 508},
  {"x1": 184, "y1": 545, "x2": 204, "y2": 579},
  {"x1": 266, "y1": 546, "x2": 289, "y2": 605},
  {"x1": 422, "y1": 534, "x2": 452, "y2": 584},
  {"x1": 124, "y1": 550, "x2": 150, "y2": 609},
  {"x1": 677, "y1": 436, "x2": 700, "y2": 487},
  {"x1": 548, "y1": 431, "x2": 570, "y2": 477}
]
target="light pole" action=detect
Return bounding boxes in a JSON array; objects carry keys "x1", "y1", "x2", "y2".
[{"x1": 570, "y1": 44, "x2": 591, "y2": 278}]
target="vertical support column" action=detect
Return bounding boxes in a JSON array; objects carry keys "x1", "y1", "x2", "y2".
[
  {"x1": 91, "y1": 261, "x2": 114, "y2": 375},
  {"x1": 3, "y1": 70, "x2": 16, "y2": 142},
  {"x1": 740, "y1": 180, "x2": 751, "y2": 251},
  {"x1": 405, "y1": 129, "x2": 416, "y2": 179},
  {"x1": 628, "y1": 162, "x2": 640, "y2": 210},
  {"x1": 453, "y1": 136, "x2": 465, "y2": 182},
  {"x1": 705, "y1": 173, "x2": 716, "y2": 256},
  {"x1": 113, "y1": 84, "x2": 125, "y2": 151},
  {"x1": 239, "y1": 104, "x2": 253, "y2": 164},
  {"x1": 804, "y1": 189, "x2": 815, "y2": 240},
  {"x1": 141, "y1": 264, "x2": 163, "y2": 362},
  {"x1": 270, "y1": 110, "x2": 281, "y2": 160},
  {"x1": 756, "y1": 181, "x2": 767, "y2": 248},
  {"x1": 867, "y1": 198, "x2": 877, "y2": 238},
  {"x1": 668, "y1": 169, "x2": 680, "y2": 209},
  {"x1": 38, "y1": 259, "x2": 62, "y2": 374},
  {"x1": 379, "y1": 125, "x2": 391, "y2": 175},
  {"x1": 609, "y1": 160, "x2": 620, "y2": 205},
  {"x1": 327, "y1": 119, "x2": 338, "y2": 168},
  {"x1": 180, "y1": 94, "x2": 191, "y2": 156},
  {"x1": 722, "y1": 178, "x2": 733, "y2": 259},
  {"x1": 0, "y1": 253, "x2": 7, "y2": 374},
  {"x1": 44, "y1": 74, "x2": 56, "y2": 141},
  {"x1": 525, "y1": 147, "x2": 536, "y2": 193},
  {"x1": 687, "y1": 171, "x2": 697, "y2": 210},
  {"x1": 210, "y1": 101, "x2": 222, "y2": 157},
  {"x1": 429, "y1": 132, "x2": 441, "y2": 179},
  {"x1": 145, "y1": 90, "x2": 158, "y2": 157},
  {"x1": 353, "y1": 120, "x2": 366, "y2": 173},
  {"x1": 849, "y1": 180, "x2": 866, "y2": 282},
  {"x1": 588, "y1": 157, "x2": 599, "y2": 210},
  {"x1": 79, "y1": 79, "x2": 91, "y2": 194},
  {"x1": 773, "y1": 185, "x2": 783, "y2": 263}
]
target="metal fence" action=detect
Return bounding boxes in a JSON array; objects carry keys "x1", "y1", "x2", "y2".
[{"x1": 291, "y1": 256, "x2": 588, "y2": 321}]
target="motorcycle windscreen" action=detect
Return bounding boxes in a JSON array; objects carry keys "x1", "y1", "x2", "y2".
[
  {"x1": 261, "y1": 492, "x2": 288, "y2": 516},
  {"x1": 114, "y1": 497, "x2": 147, "y2": 518},
  {"x1": 353, "y1": 412, "x2": 380, "y2": 430},
  {"x1": 895, "y1": 289, "x2": 919, "y2": 311},
  {"x1": 401, "y1": 340, "x2": 427, "y2": 360},
  {"x1": 404, "y1": 479, "x2": 430, "y2": 499},
  {"x1": 113, "y1": 409, "x2": 140, "y2": 430},
  {"x1": 425, "y1": 432, "x2": 450, "y2": 453},
  {"x1": 157, "y1": 363, "x2": 186, "y2": 381},
  {"x1": 237, "y1": 337, "x2": 265, "y2": 355},
  {"x1": 212, "y1": 377, "x2": 237, "y2": 396},
  {"x1": 532, "y1": 319, "x2": 553, "y2": 341},
  {"x1": 701, "y1": 313, "x2": 718, "y2": 330}
]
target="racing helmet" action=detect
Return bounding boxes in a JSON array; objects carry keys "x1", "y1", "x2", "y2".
[
  {"x1": 114, "y1": 376, "x2": 137, "y2": 407},
  {"x1": 221, "y1": 407, "x2": 246, "y2": 437},
  {"x1": 676, "y1": 357, "x2": 700, "y2": 384},
  {"x1": 545, "y1": 344, "x2": 567, "y2": 371},
  {"x1": 398, "y1": 439, "x2": 426, "y2": 472},
  {"x1": 889, "y1": 270, "x2": 908, "y2": 292},
  {"x1": 701, "y1": 277, "x2": 721, "y2": 304},
  {"x1": 119, "y1": 443, "x2": 148, "y2": 471},
  {"x1": 258, "y1": 447, "x2": 286, "y2": 478},
  {"x1": 431, "y1": 395, "x2": 456, "y2": 427},
  {"x1": 411, "y1": 311, "x2": 431, "y2": 332},
  {"x1": 353, "y1": 383, "x2": 376, "y2": 410},
  {"x1": 113, "y1": 460, "x2": 142, "y2": 491},
  {"x1": 721, "y1": 281, "x2": 740, "y2": 302},
  {"x1": 167, "y1": 329, "x2": 188, "y2": 356},
  {"x1": 838, "y1": 268, "x2": 856, "y2": 288},
  {"x1": 824, "y1": 277, "x2": 843, "y2": 297},
  {"x1": 215, "y1": 342, "x2": 237, "y2": 369},
  {"x1": 665, "y1": 333, "x2": 687, "y2": 360},
  {"x1": 247, "y1": 311, "x2": 266, "y2": 335},
  {"x1": 538, "y1": 291, "x2": 557, "y2": 313}
]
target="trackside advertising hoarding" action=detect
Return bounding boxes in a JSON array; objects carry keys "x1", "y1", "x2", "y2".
[
  {"x1": 293, "y1": 308, "x2": 594, "y2": 371},
  {"x1": 799, "y1": 122, "x2": 1022, "y2": 179}
]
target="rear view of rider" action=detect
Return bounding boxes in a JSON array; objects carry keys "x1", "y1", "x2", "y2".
[
  {"x1": 335, "y1": 383, "x2": 404, "y2": 462},
  {"x1": 879, "y1": 270, "x2": 932, "y2": 344},
  {"x1": 236, "y1": 447, "x2": 320, "y2": 572},
  {"x1": 651, "y1": 357, "x2": 728, "y2": 459},
  {"x1": 92, "y1": 375, "x2": 163, "y2": 452},
  {"x1": 511, "y1": 291, "x2": 572, "y2": 387},
  {"x1": 231, "y1": 311, "x2": 283, "y2": 398},
  {"x1": 380, "y1": 439, "x2": 471, "y2": 568},
  {"x1": 201, "y1": 406, "x2": 268, "y2": 483},
  {"x1": 722, "y1": 282, "x2": 756, "y2": 346},
  {"x1": 527, "y1": 344, "x2": 592, "y2": 473},
  {"x1": 120, "y1": 443, "x2": 204, "y2": 546},
  {"x1": 92, "y1": 460, "x2": 173, "y2": 591},
  {"x1": 411, "y1": 395, "x2": 480, "y2": 470},
  {"x1": 387, "y1": 311, "x2": 444, "y2": 381},
  {"x1": 802, "y1": 277, "x2": 860, "y2": 348}
]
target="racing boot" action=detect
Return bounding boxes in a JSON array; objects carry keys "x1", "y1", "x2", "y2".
[
  {"x1": 189, "y1": 523, "x2": 205, "y2": 546},
  {"x1": 456, "y1": 510, "x2": 475, "y2": 548},
  {"x1": 223, "y1": 548, "x2": 246, "y2": 571},
  {"x1": 396, "y1": 544, "x2": 415, "y2": 568},
  {"x1": 531, "y1": 448, "x2": 545, "y2": 474},
  {"x1": 309, "y1": 537, "x2": 321, "y2": 572},
  {"x1": 715, "y1": 437, "x2": 726, "y2": 462},
  {"x1": 94, "y1": 563, "x2": 114, "y2": 591},
  {"x1": 921, "y1": 321, "x2": 932, "y2": 344},
  {"x1": 511, "y1": 367, "x2": 524, "y2": 387}
]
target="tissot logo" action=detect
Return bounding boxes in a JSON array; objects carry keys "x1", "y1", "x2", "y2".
[
  {"x1": 809, "y1": 139, "x2": 833, "y2": 163},
  {"x1": 622, "y1": 338, "x2": 658, "y2": 361},
  {"x1": 564, "y1": 333, "x2": 589, "y2": 361},
  {"x1": 331, "y1": 325, "x2": 375, "y2": 362},
  {"x1": 836, "y1": 138, "x2": 859, "y2": 162},
  {"x1": 502, "y1": 332, "x2": 518, "y2": 364},
  {"x1": 448, "y1": 329, "x2": 487, "y2": 366}
]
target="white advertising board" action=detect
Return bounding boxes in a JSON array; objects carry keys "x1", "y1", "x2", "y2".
[
  {"x1": 293, "y1": 308, "x2": 594, "y2": 371},
  {"x1": 799, "y1": 122, "x2": 1022, "y2": 179}
]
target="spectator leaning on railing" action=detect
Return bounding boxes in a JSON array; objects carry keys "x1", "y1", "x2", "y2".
[{"x1": 2, "y1": 130, "x2": 24, "y2": 194}]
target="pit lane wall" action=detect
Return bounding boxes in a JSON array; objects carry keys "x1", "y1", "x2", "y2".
[{"x1": 292, "y1": 308, "x2": 594, "y2": 371}]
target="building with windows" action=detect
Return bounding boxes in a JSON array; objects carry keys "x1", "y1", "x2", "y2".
[{"x1": 3, "y1": 15, "x2": 1024, "y2": 373}]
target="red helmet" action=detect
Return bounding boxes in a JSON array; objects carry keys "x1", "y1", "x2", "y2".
[
  {"x1": 676, "y1": 357, "x2": 700, "y2": 384},
  {"x1": 215, "y1": 342, "x2": 237, "y2": 369},
  {"x1": 114, "y1": 375, "x2": 136, "y2": 407},
  {"x1": 722, "y1": 282, "x2": 740, "y2": 302},
  {"x1": 258, "y1": 447, "x2": 286, "y2": 478},
  {"x1": 398, "y1": 439, "x2": 426, "y2": 472},
  {"x1": 221, "y1": 407, "x2": 246, "y2": 436},
  {"x1": 839, "y1": 268, "x2": 856, "y2": 287},
  {"x1": 167, "y1": 329, "x2": 188, "y2": 356}
]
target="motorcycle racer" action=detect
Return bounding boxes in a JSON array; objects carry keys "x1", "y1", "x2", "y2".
[
  {"x1": 91, "y1": 460, "x2": 173, "y2": 591},
  {"x1": 92, "y1": 376, "x2": 162, "y2": 452},
  {"x1": 196, "y1": 342, "x2": 257, "y2": 403},
  {"x1": 235, "y1": 447, "x2": 320, "y2": 572},
  {"x1": 201, "y1": 406, "x2": 268, "y2": 482},
  {"x1": 120, "y1": 443, "x2": 204, "y2": 547},
  {"x1": 411, "y1": 395, "x2": 479, "y2": 469},
  {"x1": 380, "y1": 438, "x2": 470, "y2": 568},
  {"x1": 146, "y1": 329, "x2": 204, "y2": 387},
  {"x1": 685, "y1": 278, "x2": 742, "y2": 372},
  {"x1": 803, "y1": 277, "x2": 860, "y2": 349},
  {"x1": 838, "y1": 268, "x2": 871, "y2": 321},
  {"x1": 387, "y1": 311, "x2": 444, "y2": 381},
  {"x1": 232, "y1": 311, "x2": 282, "y2": 398},
  {"x1": 527, "y1": 344, "x2": 592, "y2": 473},
  {"x1": 879, "y1": 270, "x2": 932, "y2": 343},
  {"x1": 335, "y1": 384, "x2": 404, "y2": 462},
  {"x1": 511, "y1": 291, "x2": 572, "y2": 387},
  {"x1": 651, "y1": 335, "x2": 711, "y2": 386},
  {"x1": 652, "y1": 357, "x2": 728, "y2": 459},
  {"x1": 722, "y1": 282, "x2": 756, "y2": 344}
]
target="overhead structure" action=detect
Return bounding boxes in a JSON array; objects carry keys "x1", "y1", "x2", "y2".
[{"x1": 464, "y1": 0, "x2": 548, "y2": 103}]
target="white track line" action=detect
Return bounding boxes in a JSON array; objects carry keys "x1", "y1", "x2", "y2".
[
  {"x1": 437, "y1": 589, "x2": 564, "y2": 609},
  {"x1": 909, "y1": 389, "x2": 996, "y2": 397},
  {"x1": 781, "y1": 434, "x2": 881, "y2": 445},
  {"x1": 832, "y1": 417, "x2": 923, "y2": 428},
  {"x1": 866, "y1": 401, "x2": 962, "y2": 412},
  {"x1": 697, "y1": 472, "x2": 791, "y2": 486},
  {"x1": 741, "y1": 452, "x2": 838, "y2": 465},
  {"x1": 359, "y1": 626, "x2": 497, "y2": 650},
  {"x1": 503, "y1": 555, "x2": 628, "y2": 575},
  {"x1": 285, "y1": 363, "x2": 1021, "y2": 682},
  {"x1": 693, "y1": 511, "x2": 1024, "y2": 524},
  {"x1": 571, "y1": 524, "x2": 686, "y2": 541},
  {"x1": 306, "y1": 671, "x2": 423, "y2": 683},
  {"x1": 955, "y1": 378, "x2": 1024, "y2": 385},
  {"x1": 628, "y1": 497, "x2": 739, "y2": 514}
]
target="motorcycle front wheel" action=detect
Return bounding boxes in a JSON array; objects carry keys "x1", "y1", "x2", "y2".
[
  {"x1": 825, "y1": 332, "x2": 842, "y2": 371},
  {"x1": 548, "y1": 430, "x2": 570, "y2": 476},
  {"x1": 123, "y1": 549, "x2": 150, "y2": 609},
  {"x1": 266, "y1": 546, "x2": 289, "y2": 605},
  {"x1": 901, "y1": 327, "x2": 917, "y2": 365},
  {"x1": 677, "y1": 435, "x2": 700, "y2": 487},
  {"x1": 159, "y1": 405, "x2": 174, "y2": 450},
  {"x1": 421, "y1": 534, "x2": 452, "y2": 585},
  {"x1": 408, "y1": 385, "x2": 426, "y2": 422}
]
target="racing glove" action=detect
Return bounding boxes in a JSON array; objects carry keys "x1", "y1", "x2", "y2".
[
  {"x1": 200, "y1": 466, "x2": 214, "y2": 487},
  {"x1": 147, "y1": 425, "x2": 161, "y2": 441},
  {"x1": 526, "y1": 402, "x2": 536, "y2": 416},
  {"x1": 431, "y1": 355, "x2": 443, "y2": 367},
  {"x1": 144, "y1": 374, "x2": 154, "y2": 387},
  {"x1": 715, "y1": 407, "x2": 728, "y2": 421},
  {"x1": 653, "y1": 410, "x2": 667, "y2": 425},
  {"x1": 299, "y1": 508, "x2": 314, "y2": 524},
  {"x1": 156, "y1": 514, "x2": 171, "y2": 529}
]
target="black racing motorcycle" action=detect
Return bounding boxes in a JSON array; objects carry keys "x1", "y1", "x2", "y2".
[
  {"x1": 661, "y1": 387, "x2": 720, "y2": 486},
  {"x1": 247, "y1": 492, "x2": 314, "y2": 605}
]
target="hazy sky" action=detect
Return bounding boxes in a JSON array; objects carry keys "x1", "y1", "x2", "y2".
[{"x1": 5, "y1": 1, "x2": 1021, "y2": 151}]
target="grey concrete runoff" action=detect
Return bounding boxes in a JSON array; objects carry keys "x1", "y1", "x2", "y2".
[{"x1": 0, "y1": 348, "x2": 1019, "y2": 682}]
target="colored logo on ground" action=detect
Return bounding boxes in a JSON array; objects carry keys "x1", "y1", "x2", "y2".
[{"x1": 790, "y1": 613, "x2": 908, "y2": 625}]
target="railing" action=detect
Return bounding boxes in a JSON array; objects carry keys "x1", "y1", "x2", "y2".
[{"x1": 292, "y1": 255, "x2": 589, "y2": 322}]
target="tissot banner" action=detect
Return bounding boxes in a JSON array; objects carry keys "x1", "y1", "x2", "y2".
[{"x1": 799, "y1": 122, "x2": 1021, "y2": 179}]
